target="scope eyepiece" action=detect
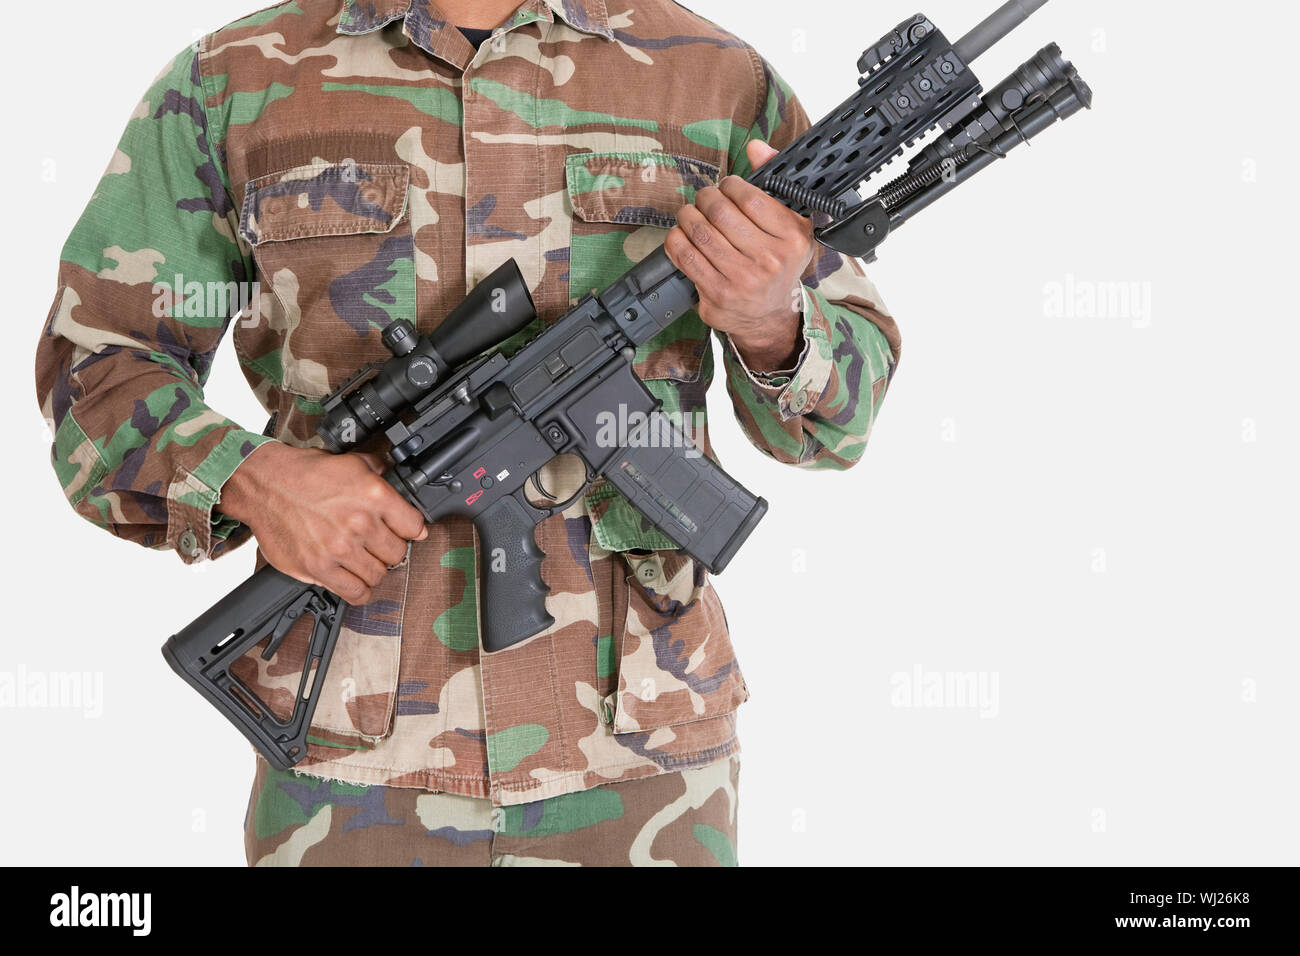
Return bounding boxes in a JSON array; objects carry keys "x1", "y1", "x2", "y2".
[{"x1": 316, "y1": 258, "x2": 539, "y2": 453}]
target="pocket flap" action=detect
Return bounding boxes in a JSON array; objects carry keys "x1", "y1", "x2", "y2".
[
  {"x1": 240, "y1": 160, "x2": 410, "y2": 246},
  {"x1": 612, "y1": 551, "x2": 748, "y2": 734},
  {"x1": 566, "y1": 152, "x2": 720, "y2": 228}
]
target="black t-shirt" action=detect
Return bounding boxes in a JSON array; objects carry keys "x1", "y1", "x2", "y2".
[{"x1": 459, "y1": 26, "x2": 494, "y2": 50}]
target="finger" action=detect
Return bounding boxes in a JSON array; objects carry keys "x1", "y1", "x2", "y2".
[
  {"x1": 719, "y1": 174, "x2": 809, "y2": 240},
  {"x1": 364, "y1": 527, "x2": 410, "y2": 569},
  {"x1": 664, "y1": 224, "x2": 727, "y2": 291},
  {"x1": 321, "y1": 566, "x2": 373, "y2": 606},
  {"x1": 694, "y1": 182, "x2": 773, "y2": 253},
  {"x1": 360, "y1": 473, "x2": 427, "y2": 540},
  {"x1": 380, "y1": 496, "x2": 429, "y2": 542},
  {"x1": 344, "y1": 547, "x2": 390, "y2": 589},
  {"x1": 674, "y1": 203, "x2": 746, "y2": 280},
  {"x1": 746, "y1": 139, "x2": 780, "y2": 172}
]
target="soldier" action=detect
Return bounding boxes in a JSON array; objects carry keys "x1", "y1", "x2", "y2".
[{"x1": 36, "y1": 0, "x2": 900, "y2": 866}]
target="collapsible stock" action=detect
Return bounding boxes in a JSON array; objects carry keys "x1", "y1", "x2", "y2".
[{"x1": 163, "y1": 568, "x2": 344, "y2": 769}]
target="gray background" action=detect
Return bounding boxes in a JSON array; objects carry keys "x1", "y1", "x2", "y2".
[{"x1": 2, "y1": 0, "x2": 1293, "y2": 865}]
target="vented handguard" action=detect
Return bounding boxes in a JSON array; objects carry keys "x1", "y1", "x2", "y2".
[{"x1": 750, "y1": 2, "x2": 1092, "y2": 260}]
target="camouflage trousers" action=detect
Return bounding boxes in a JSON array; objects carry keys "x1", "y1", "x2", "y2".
[{"x1": 244, "y1": 755, "x2": 740, "y2": 866}]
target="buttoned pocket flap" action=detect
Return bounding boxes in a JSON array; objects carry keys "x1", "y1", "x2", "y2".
[
  {"x1": 566, "y1": 151, "x2": 720, "y2": 228},
  {"x1": 240, "y1": 160, "x2": 410, "y2": 246},
  {"x1": 613, "y1": 550, "x2": 748, "y2": 734}
]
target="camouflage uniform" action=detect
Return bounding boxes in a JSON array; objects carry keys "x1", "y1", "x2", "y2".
[
  {"x1": 35, "y1": 0, "x2": 901, "y2": 862},
  {"x1": 247, "y1": 752, "x2": 740, "y2": 865}
]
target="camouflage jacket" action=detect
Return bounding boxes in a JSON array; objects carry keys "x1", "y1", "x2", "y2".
[{"x1": 35, "y1": 0, "x2": 901, "y2": 805}]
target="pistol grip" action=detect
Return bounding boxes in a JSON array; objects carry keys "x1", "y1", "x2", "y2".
[{"x1": 476, "y1": 491, "x2": 554, "y2": 653}]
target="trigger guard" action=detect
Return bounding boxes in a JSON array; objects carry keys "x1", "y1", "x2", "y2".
[
  {"x1": 521, "y1": 462, "x2": 594, "y2": 518},
  {"x1": 512, "y1": 484, "x2": 560, "y2": 520},
  {"x1": 547, "y1": 483, "x2": 587, "y2": 515}
]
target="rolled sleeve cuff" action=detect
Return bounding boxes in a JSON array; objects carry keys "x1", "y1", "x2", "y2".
[
  {"x1": 165, "y1": 430, "x2": 275, "y2": 564},
  {"x1": 724, "y1": 285, "x2": 835, "y2": 421}
]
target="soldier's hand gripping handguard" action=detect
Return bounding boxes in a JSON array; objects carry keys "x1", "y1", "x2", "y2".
[{"x1": 164, "y1": 0, "x2": 1093, "y2": 769}]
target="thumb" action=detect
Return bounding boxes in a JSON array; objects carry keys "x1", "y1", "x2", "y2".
[{"x1": 746, "y1": 139, "x2": 780, "y2": 172}]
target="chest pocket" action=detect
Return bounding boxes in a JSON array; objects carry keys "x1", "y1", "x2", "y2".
[
  {"x1": 230, "y1": 159, "x2": 416, "y2": 747},
  {"x1": 566, "y1": 151, "x2": 723, "y2": 554},
  {"x1": 236, "y1": 159, "x2": 416, "y2": 403},
  {"x1": 566, "y1": 151, "x2": 719, "y2": 383}
]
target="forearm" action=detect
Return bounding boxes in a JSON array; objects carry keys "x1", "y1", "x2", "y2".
[
  {"x1": 38, "y1": 316, "x2": 272, "y2": 560},
  {"x1": 36, "y1": 42, "x2": 273, "y2": 562},
  {"x1": 728, "y1": 306, "x2": 804, "y2": 373},
  {"x1": 721, "y1": 279, "x2": 899, "y2": 469},
  {"x1": 212, "y1": 439, "x2": 291, "y2": 527}
]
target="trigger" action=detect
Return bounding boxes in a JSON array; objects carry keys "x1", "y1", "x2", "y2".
[{"x1": 529, "y1": 471, "x2": 557, "y2": 502}]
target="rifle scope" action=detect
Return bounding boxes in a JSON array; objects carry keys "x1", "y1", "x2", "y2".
[{"x1": 318, "y1": 258, "x2": 538, "y2": 453}]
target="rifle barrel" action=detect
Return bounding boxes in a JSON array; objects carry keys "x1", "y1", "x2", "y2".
[{"x1": 953, "y1": 0, "x2": 1049, "y2": 64}]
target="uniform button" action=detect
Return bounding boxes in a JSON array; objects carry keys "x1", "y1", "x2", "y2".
[
  {"x1": 788, "y1": 390, "x2": 810, "y2": 413},
  {"x1": 178, "y1": 527, "x2": 202, "y2": 558},
  {"x1": 600, "y1": 694, "x2": 616, "y2": 726},
  {"x1": 636, "y1": 557, "x2": 662, "y2": 583}
]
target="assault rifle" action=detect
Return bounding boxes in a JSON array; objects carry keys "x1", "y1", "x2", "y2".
[{"x1": 164, "y1": 0, "x2": 1092, "y2": 769}]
